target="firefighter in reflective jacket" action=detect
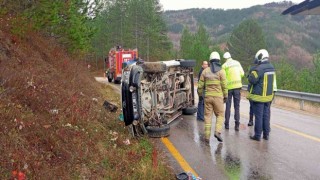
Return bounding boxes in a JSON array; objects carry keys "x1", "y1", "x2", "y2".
[
  {"x1": 198, "y1": 51, "x2": 228, "y2": 143},
  {"x1": 222, "y1": 52, "x2": 244, "y2": 131},
  {"x1": 248, "y1": 49, "x2": 277, "y2": 141}
]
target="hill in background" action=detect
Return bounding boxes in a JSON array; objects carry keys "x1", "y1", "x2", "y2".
[{"x1": 163, "y1": 2, "x2": 320, "y2": 68}]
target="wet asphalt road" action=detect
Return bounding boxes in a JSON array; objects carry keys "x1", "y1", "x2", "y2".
[
  {"x1": 162, "y1": 99, "x2": 320, "y2": 180},
  {"x1": 95, "y1": 77, "x2": 320, "y2": 180}
]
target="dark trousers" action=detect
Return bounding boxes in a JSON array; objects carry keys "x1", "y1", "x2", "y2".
[
  {"x1": 224, "y1": 88, "x2": 241, "y2": 126},
  {"x1": 249, "y1": 100, "x2": 254, "y2": 116},
  {"x1": 249, "y1": 100, "x2": 254, "y2": 121},
  {"x1": 197, "y1": 96, "x2": 204, "y2": 121},
  {"x1": 253, "y1": 101, "x2": 271, "y2": 138}
]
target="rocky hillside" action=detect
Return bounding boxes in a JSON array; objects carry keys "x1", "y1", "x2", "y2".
[{"x1": 163, "y1": 2, "x2": 320, "y2": 68}]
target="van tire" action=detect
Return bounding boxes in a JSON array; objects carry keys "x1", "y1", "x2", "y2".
[
  {"x1": 180, "y1": 60, "x2": 196, "y2": 68},
  {"x1": 182, "y1": 106, "x2": 197, "y2": 115},
  {"x1": 146, "y1": 124, "x2": 170, "y2": 138},
  {"x1": 141, "y1": 62, "x2": 167, "y2": 73}
]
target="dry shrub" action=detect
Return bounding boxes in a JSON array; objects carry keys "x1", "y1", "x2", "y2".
[
  {"x1": 273, "y1": 96, "x2": 320, "y2": 115},
  {"x1": 287, "y1": 45, "x2": 313, "y2": 67}
]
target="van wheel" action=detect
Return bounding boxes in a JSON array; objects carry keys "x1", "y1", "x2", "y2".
[
  {"x1": 141, "y1": 62, "x2": 167, "y2": 73},
  {"x1": 146, "y1": 125, "x2": 170, "y2": 138},
  {"x1": 182, "y1": 106, "x2": 197, "y2": 115},
  {"x1": 114, "y1": 78, "x2": 121, "y2": 84},
  {"x1": 180, "y1": 60, "x2": 196, "y2": 68}
]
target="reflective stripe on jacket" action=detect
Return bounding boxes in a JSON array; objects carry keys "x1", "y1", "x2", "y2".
[
  {"x1": 248, "y1": 61, "x2": 277, "y2": 102},
  {"x1": 198, "y1": 68, "x2": 228, "y2": 98},
  {"x1": 222, "y1": 58, "x2": 244, "y2": 90}
]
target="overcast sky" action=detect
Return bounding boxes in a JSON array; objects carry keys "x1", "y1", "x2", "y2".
[{"x1": 159, "y1": 0, "x2": 302, "y2": 10}]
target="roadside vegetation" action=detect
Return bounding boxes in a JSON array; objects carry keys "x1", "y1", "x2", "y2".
[
  {"x1": 0, "y1": 0, "x2": 173, "y2": 179},
  {"x1": 274, "y1": 54, "x2": 320, "y2": 94}
]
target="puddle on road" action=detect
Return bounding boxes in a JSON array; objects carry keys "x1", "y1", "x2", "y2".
[
  {"x1": 213, "y1": 143, "x2": 271, "y2": 180},
  {"x1": 247, "y1": 168, "x2": 272, "y2": 180},
  {"x1": 173, "y1": 114, "x2": 273, "y2": 179},
  {"x1": 214, "y1": 144, "x2": 241, "y2": 180}
]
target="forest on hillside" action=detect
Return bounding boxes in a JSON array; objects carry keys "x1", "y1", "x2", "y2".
[
  {"x1": 0, "y1": 0, "x2": 173, "y2": 61},
  {"x1": 164, "y1": 2, "x2": 320, "y2": 94},
  {"x1": 164, "y1": 2, "x2": 320, "y2": 68},
  {"x1": 0, "y1": 0, "x2": 319, "y2": 94}
]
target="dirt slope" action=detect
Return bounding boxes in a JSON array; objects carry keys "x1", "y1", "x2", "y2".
[{"x1": 0, "y1": 18, "x2": 172, "y2": 179}]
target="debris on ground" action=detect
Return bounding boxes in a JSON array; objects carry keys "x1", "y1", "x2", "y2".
[
  {"x1": 123, "y1": 139, "x2": 130, "y2": 145},
  {"x1": 49, "y1": 109, "x2": 59, "y2": 115},
  {"x1": 103, "y1": 100, "x2": 118, "y2": 112},
  {"x1": 118, "y1": 113, "x2": 124, "y2": 121},
  {"x1": 176, "y1": 172, "x2": 202, "y2": 180},
  {"x1": 110, "y1": 130, "x2": 119, "y2": 141}
]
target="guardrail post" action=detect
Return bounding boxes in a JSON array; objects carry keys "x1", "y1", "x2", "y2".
[{"x1": 300, "y1": 100, "x2": 304, "y2": 110}]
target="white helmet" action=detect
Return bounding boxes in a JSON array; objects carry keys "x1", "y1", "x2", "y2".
[
  {"x1": 255, "y1": 49, "x2": 269, "y2": 62},
  {"x1": 223, "y1": 52, "x2": 231, "y2": 59},
  {"x1": 209, "y1": 51, "x2": 220, "y2": 61}
]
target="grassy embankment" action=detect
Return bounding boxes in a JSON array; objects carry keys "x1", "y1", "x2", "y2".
[{"x1": 0, "y1": 15, "x2": 173, "y2": 179}]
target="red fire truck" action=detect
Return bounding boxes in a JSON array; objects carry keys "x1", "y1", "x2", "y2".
[{"x1": 106, "y1": 46, "x2": 138, "y2": 84}]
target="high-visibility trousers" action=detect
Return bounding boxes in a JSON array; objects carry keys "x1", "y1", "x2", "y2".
[{"x1": 204, "y1": 96, "x2": 224, "y2": 139}]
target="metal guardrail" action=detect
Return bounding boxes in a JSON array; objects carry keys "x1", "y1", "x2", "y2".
[
  {"x1": 242, "y1": 85, "x2": 320, "y2": 110},
  {"x1": 195, "y1": 78, "x2": 320, "y2": 109}
]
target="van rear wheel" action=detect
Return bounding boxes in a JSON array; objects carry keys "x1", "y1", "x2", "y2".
[
  {"x1": 146, "y1": 125, "x2": 170, "y2": 138},
  {"x1": 182, "y1": 106, "x2": 197, "y2": 115}
]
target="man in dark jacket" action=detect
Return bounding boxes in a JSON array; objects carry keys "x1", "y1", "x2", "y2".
[
  {"x1": 197, "y1": 61, "x2": 208, "y2": 121},
  {"x1": 248, "y1": 49, "x2": 277, "y2": 141}
]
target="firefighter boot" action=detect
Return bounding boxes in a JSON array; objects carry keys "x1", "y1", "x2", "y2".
[
  {"x1": 214, "y1": 132, "x2": 223, "y2": 142},
  {"x1": 235, "y1": 124, "x2": 239, "y2": 131},
  {"x1": 250, "y1": 135, "x2": 260, "y2": 141}
]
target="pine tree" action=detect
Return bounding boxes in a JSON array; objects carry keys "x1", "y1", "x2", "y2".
[
  {"x1": 180, "y1": 25, "x2": 213, "y2": 73},
  {"x1": 25, "y1": 0, "x2": 98, "y2": 54},
  {"x1": 193, "y1": 24, "x2": 212, "y2": 72},
  {"x1": 273, "y1": 59, "x2": 296, "y2": 90},
  {"x1": 180, "y1": 27, "x2": 194, "y2": 59},
  {"x1": 227, "y1": 19, "x2": 266, "y2": 71},
  {"x1": 92, "y1": 0, "x2": 172, "y2": 61}
]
